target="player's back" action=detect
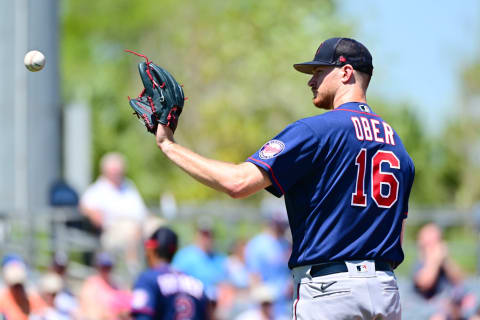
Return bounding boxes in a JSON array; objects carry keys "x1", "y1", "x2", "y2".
[
  {"x1": 131, "y1": 265, "x2": 209, "y2": 320},
  {"x1": 284, "y1": 102, "x2": 415, "y2": 268}
]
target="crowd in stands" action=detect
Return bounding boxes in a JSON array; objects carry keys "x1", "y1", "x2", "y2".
[
  {"x1": 1, "y1": 221, "x2": 480, "y2": 319},
  {"x1": 2, "y1": 152, "x2": 479, "y2": 319}
]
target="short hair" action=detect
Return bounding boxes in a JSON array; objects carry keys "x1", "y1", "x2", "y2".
[{"x1": 354, "y1": 69, "x2": 371, "y2": 90}]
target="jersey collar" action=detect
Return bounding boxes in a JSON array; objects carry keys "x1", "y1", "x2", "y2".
[{"x1": 334, "y1": 102, "x2": 375, "y2": 114}]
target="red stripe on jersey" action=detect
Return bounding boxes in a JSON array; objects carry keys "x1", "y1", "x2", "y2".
[
  {"x1": 335, "y1": 108, "x2": 381, "y2": 117},
  {"x1": 248, "y1": 157, "x2": 285, "y2": 195}
]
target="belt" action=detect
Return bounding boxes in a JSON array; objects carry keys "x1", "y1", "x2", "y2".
[{"x1": 309, "y1": 261, "x2": 393, "y2": 277}]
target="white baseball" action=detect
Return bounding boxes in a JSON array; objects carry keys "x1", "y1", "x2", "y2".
[{"x1": 24, "y1": 50, "x2": 46, "y2": 72}]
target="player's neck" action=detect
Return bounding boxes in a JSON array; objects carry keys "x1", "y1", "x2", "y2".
[
  {"x1": 150, "y1": 257, "x2": 169, "y2": 268},
  {"x1": 332, "y1": 87, "x2": 367, "y2": 109}
]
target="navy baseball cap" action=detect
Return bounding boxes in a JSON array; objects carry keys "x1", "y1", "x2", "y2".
[
  {"x1": 145, "y1": 226, "x2": 178, "y2": 260},
  {"x1": 294, "y1": 37, "x2": 373, "y2": 76}
]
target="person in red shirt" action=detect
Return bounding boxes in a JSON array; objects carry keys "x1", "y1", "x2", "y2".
[
  {"x1": 0, "y1": 255, "x2": 47, "y2": 320},
  {"x1": 78, "y1": 252, "x2": 132, "y2": 320}
]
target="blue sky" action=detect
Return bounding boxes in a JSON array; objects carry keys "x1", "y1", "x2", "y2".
[{"x1": 338, "y1": 1, "x2": 480, "y2": 134}]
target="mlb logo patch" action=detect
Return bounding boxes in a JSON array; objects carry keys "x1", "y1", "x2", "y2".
[
  {"x1": 356, "y1": 264, "x2": 368, "y2": 272},
  {"x1": 259, "y1": 140, "x2": 285, "y2": 159},
  {"x1": 358, "y1": 104, "x2": 370, "y2": 113}
]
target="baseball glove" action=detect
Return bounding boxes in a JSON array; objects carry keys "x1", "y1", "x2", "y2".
[{"x1": 126, "y1": 50, "x2": 185, "y2": 134}]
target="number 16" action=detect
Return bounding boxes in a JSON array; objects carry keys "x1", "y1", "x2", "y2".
[{"x1": 351, "y1": 149, "x2": 400, "y2": 208}]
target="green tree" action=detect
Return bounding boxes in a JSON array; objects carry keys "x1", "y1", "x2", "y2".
[
  {"x1": 437, "y1": 61, "x2": 480, "y2": 207},
  {"x1": 61, "y1": 0, "x2": 350, "y2": 203}
]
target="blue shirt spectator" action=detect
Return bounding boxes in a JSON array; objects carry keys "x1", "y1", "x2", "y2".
[
  {"x1": 245, "y1": 232, "x2": 291, "y2": 296},
  {"x1": 244, "y1": 206, "x2": 292, "y2": 317},
  {"x1": 172, "y1": 222, "x2": 227, "y2": 300}
]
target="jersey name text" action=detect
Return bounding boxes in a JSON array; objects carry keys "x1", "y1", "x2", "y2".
[
  {"x1": 157, "y1": 274, "x2": 204, "y2": 299},
  {"x1": 350, "y1": 116, "x2": 395, "y2": 145}
]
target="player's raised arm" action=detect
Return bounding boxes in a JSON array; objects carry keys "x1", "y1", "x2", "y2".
[
  {"x1": 125, "y1": 51, "x2": 272, "y2": 199},
  {"x1": 155, "y1": 125, "x2": 271, "y2": 199}
]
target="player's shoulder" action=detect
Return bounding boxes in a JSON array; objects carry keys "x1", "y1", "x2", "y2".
[
  {"x1": 135, "y1": 265, "x2": 184, "y2": 286},
  {"x1": 293, "y1": 111, "x2": 345, "y2": 136},
  {"x1": 284, "y1": 114, "x2": 327, "y2": 136},
  {"x1": 295, "y1": 104, "x2": 369, "y2": 126}
]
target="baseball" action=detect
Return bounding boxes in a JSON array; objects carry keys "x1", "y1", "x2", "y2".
[{"x1": 24, "y1": 50, "x2": 46, "y2": 72}]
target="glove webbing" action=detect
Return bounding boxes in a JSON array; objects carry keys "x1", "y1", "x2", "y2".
[
  {"x1": 125, "y1": 49, "x2": 168, "y2": 114},
  {"x1": 125, "y1": 50, "x2": 164, "y2": 89}
]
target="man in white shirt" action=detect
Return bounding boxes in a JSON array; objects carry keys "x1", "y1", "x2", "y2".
[{"x1": 80, "y1": 152, "x2": 148, "y2": 276}]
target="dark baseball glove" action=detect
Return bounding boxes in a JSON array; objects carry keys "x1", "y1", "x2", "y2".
[{"x1": 127, "y1": 50, "x2": 185, "y2": 134}]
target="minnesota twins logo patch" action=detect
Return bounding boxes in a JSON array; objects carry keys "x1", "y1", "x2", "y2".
[{"x1": 259, "y1": 140, "x2": 285, "y2": 159}]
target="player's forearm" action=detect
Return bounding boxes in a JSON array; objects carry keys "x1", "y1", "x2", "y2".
[
  {"x1": 158, "y1": 140, "x2": 263, "y2": 198},
  {"x1": 79, "y1": 205, "x2": 103, "y2": 228}
]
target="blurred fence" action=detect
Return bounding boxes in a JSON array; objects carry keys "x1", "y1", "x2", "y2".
[{"x1": 0, "y1": 204, "x2": 479, "y2": 276}]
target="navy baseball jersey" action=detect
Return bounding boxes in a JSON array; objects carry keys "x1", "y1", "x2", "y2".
[
  {"x1": 131, "y1": 264, "x2": 209, "y2": 320},
  {"x1": 247, "y1": 102, "x2": 415, "y2": 269}
]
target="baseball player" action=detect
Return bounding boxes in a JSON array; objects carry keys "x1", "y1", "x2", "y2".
[
  {"x1": 140, "y1": 37, "x2": 414, "y2": 319},
  {"x1": 130, "y1": 226, "x2": 211, "y2": 320}
]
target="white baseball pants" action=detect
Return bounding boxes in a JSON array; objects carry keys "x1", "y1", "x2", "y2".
[{"x1": 291, "y1": 260, "x2": 401, "y2": 320}]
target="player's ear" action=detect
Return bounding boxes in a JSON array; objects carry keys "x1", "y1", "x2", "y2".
[{"x1": 340, "y1": 64, "x2": 354, "y2": 84}]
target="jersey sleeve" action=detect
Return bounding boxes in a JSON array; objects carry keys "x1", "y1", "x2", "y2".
[
  {"x1": 131, "y1": 273, "x2": 159, "y2": 319},
  {"x1": 246, "y1": 121, "x2": 319, "y2": 197}
]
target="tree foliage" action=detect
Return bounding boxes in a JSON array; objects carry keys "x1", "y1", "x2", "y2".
[
  {"x1": 61, "y1": 0, "x2": 349, "y2": 203},
  {"x1": 61, "y1": 0, "x2": 479, "y2": 209}
]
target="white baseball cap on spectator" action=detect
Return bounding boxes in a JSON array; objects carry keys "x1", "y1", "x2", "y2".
[
  {"x1": 2, "y1": 259, "x2": 27, "y2": 286},
  {"x1": 39, "y1": 272, "x2": 63, "y2": 294},
  {"x1": 251, "y1": 284, "x2": 276, "y2": 304}
]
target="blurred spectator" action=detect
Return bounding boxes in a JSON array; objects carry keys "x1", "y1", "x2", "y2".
[
  {"x1": 47, "y1": 252, "x2": 79, "y2": 319},
  {"x1": 245, "y1": 206, "x2": 292, "y2": 318},
  {"x1": 172, "y1": 218, "x2": 227, "y2": 301},
  {"x1": 413, "y1": 223, "x2": 474, "y2": 319},
  {"x1": 226, "y1": 239, "x2": 249, "y2": 290},
  {"x1": 0, "y1": 255, "x2": 47, "y2": 320},
  {"x1": 37, "y1": 272, "x2": 77, "y2": 320},
  {"x1": 223, "y1": 239, "x2": 250, "y2": 318},
  {"x1": 50, "y1": 252, "x2": 71, "y2": 293},
  {"x1": 78, "y1": 252, "x2": 131, "y2": 320},
  {"x1": 234, "y1": 284, "x2": 288, "y2": 320},
  {"x1": 414, "y1": 223, "x2": 464, "y2": 299},
  {"x1": 80, "y1": 152, "x2": 148, "y2": 276},
  {"x1": 471, "y1": 307, "x2": 480, "y2": 320}
]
